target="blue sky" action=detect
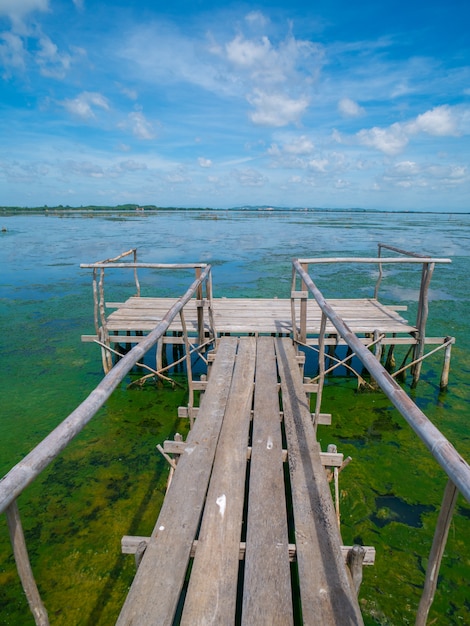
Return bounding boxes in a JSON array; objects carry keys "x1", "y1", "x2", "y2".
[{"x1": 1, "y1": 0, "x2": 469, "y2": 211}]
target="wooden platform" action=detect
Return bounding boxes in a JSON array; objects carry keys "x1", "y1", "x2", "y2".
[
  {"x1": 101, "y1": 296, "x2": 416, "y2": 340},
  {"x1": 117, "y1": 336, "x2": 370, "y2": 625}
]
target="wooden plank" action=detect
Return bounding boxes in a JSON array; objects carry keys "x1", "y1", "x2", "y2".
[
  {"x1": 180, "y1": 337, "x2": 257, "y2": 625},
  {"x1": 275, "y1": 337, "x2": 364, "y2": 625},
  {"x1": 242, "y1": 337, "x2": 293, "y2": 625},
  {"x1": 122, "y1": 537, "x2": 376, "y2": 566},
  {"x1": 102, "y1": 296, "x2": 418, "y2": 339},
  {"x1": 116, "y1": 337, "x2": 239, "y2": 626}
]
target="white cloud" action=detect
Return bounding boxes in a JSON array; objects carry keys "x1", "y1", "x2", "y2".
[
  {"x1": 357, "y1": 123, "x2": 409, "y2": 155},
  {"x1": 62, "y1": 91, "x2": 109, "y2": 119},
  {"x1": 126, "y1": 111, "x2": 155, "y2": 140},
  {"x1": 356, "y1": 105, "x2": 466, "y2": 155},
  {"x1": 234, "y1": 168, "x2": 268, "y2": 186},
  {"x1": 245, "y1": 11, "x2": 268, "y2": 28},
  {"x1": 118, "y1": 15, "x2": 321, "y2": 128},
  {"x1": 248, "y1": 89, "x2": 309, "y2": 126},
  {"x1": 198, "y1": 157, "x2": 212, "y2": 168},
  {"x1": 36, "y1": 35, "x2": 72, "y2": 78},
  {"x1": 286, "y1": 135, "x2": 314, "y2": 154},
  {"x1": 226, "y1": 34, "x2": 273, "y2": 69},
  {"x1": 308, "y1": 158, "x2": 328, "y2": 172},
  {"x1": 0, "y1": 0, "x2": 49, "y2": 23},
  {"x1": 338, "y1": 97, "x2": 365, "y2": 118},
  {"x1": 406, "y1": 105, "x2": 459, "y2": 136},
  {"x1": 0, "y1": 32, "x2": 26, "y2": 75}
]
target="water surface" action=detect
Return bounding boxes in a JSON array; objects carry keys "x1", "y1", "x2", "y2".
[{"x1": 1, "y1": 209, "x2": 469, "y2": 625}]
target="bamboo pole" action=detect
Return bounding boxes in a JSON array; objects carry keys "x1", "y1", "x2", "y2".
[
  {"x1": 292, "y1": 260, "x2": 470, "y2": 504},
  {"x1": 415, "y1": 479, "x2": 458, "y2": 626},
  {"x1": 413, "y1": 263, "x2": 434, "y2": 386},
  {"x1": 6, "y1": 501, "x2": 49, "y2": 626},
  {"x1": 132, "y1": 249, "x2": 140, "y2": 297},
  {"x1": 314, "y1": 312, "x2": 327, "y2": 426},
  {"x1": 92, "y1": 268, "x2": 99, "y2": 335},
  {"x1": 179, "y1": 309, "x2": 195, "y2": 428},
  {"x1": 296, "y1": 257, "x2": 451, "y2": 265},
  {"x1": 440, "y1": 338, "x2": 453, "y2": 391},
  {"x1": 0, "y1": 264, "x2": 212, "y2": 515},
  {"x1": 80, "y1": 262, "x2": 209, "y2": 269},
  {"x1": 98, "y1": 268, "x2": 112, "y2": 373},
  {"x1": 195, "y1": 267, "x2": 204, "y2": 347}
]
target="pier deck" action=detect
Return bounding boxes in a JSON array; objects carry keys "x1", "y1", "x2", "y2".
[
  {"x1": 118, "y1": 336, "x2": 367, "y2": 625},
  {"x1": 101, "y1": 295, "x2": 416, "y2": 340}
]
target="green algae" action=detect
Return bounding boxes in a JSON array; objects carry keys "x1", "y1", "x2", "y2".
[{"x1": 1, "y1": 210, "x2": 470, "y2": 625}]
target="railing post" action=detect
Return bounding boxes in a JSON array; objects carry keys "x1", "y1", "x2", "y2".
[
  {"x1": 440, "y1": 337, "x2": 453, "y2": 391},
  {"x1": 300, "y1": 262, "x2": 308, "y2": 344},
  {"x1": 416, "y1": 479, "x2": 458, "y2": 626},
  {"x1": 412, "y1": 262, "x2": 434, "y2": 387},
  {"x1": 179, "y1": 309, "x2": 195, "y2": 427},
  {"x1": 133, "y1": 248, "x2": 140, "y2": 297},
  {"x1": 6, "y1": 501, "x2": 49, "y2": 626},
  {"x1": 314, "y1": 312, "x2": 327, "y2": 428},
  {"x1": 195, "y1": 267, "x2": 204, "y2": 347},
  {"x1": 206, "y1": 268, "x2": 217, "y2": 342},
  {"x1": 98, "y1": 268, "x2": 112, "y2": 373},
  {"x1": 374, "y1": 243, "x2": 383, "y2": 299}
]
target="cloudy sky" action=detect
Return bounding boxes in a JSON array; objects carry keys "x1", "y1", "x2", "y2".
[{"x1": 1, "y1": 0, "x2": 469, "y2": 210}]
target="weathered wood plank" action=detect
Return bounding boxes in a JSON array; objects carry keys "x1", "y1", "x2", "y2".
[
  {"x1": 116, "y1": 337, "x2": 239, "y2": 626},
  {"x1": 180, "y1": 337, "x2": 257, "y2": 626},
  {"x1": 275, "y1": 337, "x2": 363, "y2": 625},
  {"x1": 122, "y1": 536, "x2": 376, "y2": 567},
  {"x1": 242, "y1": 337, "x2": 293, "y2": 625},
  {"x1": 102, "y1": 296, "x2": 418, "y2": 338}
]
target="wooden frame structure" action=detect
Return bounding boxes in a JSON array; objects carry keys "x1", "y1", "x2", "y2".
[{"x1": 0, "y1": 253, "x2": 467, "y2": 626}]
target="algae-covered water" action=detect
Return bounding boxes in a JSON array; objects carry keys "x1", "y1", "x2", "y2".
[{"x1": 1, "y1": 209, "x2": 469, "y2": 625}]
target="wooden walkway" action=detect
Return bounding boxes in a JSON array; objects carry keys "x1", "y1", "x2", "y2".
[
  {"x1": 118, "y1": 336, "x2": 370, "y2": 625},
  {"x1": 100, "y1": 296, "x2": 416, "y2": 340}
]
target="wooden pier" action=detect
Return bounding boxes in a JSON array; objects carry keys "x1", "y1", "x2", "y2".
[
  {"x1": 118, "y1": 336, "x2": 370, "y2": 625},
  {"x1": 81, "y1": 248, "x2": 453, "y2": 388},
  {"x1": 4, "y1": 248, "x2": 467, "y2": 626}
]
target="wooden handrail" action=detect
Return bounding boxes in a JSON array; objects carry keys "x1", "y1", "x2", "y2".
[
  {"x1": 80, "y1": 262, "x2": 209, "y2": 269},
  {"x1": 292, "y1": 259, "x2": 470, "y2": 502},
  {"x1": 296, "y1": 257, "x2": 451, "y2": 264},
  {"x1": 0, "y1": 264, "x2": 212, "y2": 514}
]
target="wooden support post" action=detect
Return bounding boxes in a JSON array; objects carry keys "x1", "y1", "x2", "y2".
[
  {"x1": 156, "y1": 337, "x2": 164, "y2": 372},
  {"x1": 412, "y1": 262, "x2": 434, "y2": 387},
  {"x1": 347, "y1": 545, "x2": 366, "y2": 596},
  {"x1": 195, "y1": 267, "x2": 205, "y2": 347},
  {"x1": 440, "y1": 338, "x2": 452, "y2": 391},
  {"x1": 416, "y1": 479, "x2": 458, "y2": 626},
  {"x1": 300, "y1": 262, "x2": 308, "y2": 344},
  {"x1": 5, "y1": 500, "x2": 49, "y2": 626},
  {"x1": 132, "y1": 248, "x2": 140, "y2": 297},
  {"x1": 313, "y1": 312, "x2": 327, "y2": 430},
  {"x1": 327, "y1": 444, "x2": 340, "y2": 529}
]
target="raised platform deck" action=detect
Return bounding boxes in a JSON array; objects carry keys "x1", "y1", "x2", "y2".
[
  {"x1": 101, "y1": 296, "x2": 416, "y2": 340},
  {"x1": 118, "y1": 336, "x2": 371, "y2": 624}
]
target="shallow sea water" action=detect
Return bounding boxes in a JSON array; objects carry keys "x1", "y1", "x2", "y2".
[{"x1": 0, "y1": 209, "x2": 469, "y2": 625}]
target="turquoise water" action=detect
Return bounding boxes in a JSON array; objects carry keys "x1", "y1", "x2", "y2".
[{"x1": 1, "y1": 209, "x2": 469, "y2": 624}]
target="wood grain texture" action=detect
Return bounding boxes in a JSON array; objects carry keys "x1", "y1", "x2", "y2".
[{"x1": 242, "y1": 337, "x2": 293, "y2": 625}]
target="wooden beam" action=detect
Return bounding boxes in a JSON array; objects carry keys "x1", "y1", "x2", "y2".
[{"x1": 121, "y1": 536, "x2": 376, "y2": 566}]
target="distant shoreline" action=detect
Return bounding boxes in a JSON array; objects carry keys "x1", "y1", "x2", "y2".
[{"x1": 1, "y1": 205, "x2": 469, "y2": 215}]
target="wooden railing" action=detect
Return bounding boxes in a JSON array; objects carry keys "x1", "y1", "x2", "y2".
[
  {"x1": 80, "y1": 251, "x2": 215, "y2": 372},
  {"x1": 292, "y1": 259, "x2": 469, "y2": 626},
  {"x1": 291, "y1": 252, "x2": 452, "y2": 387},
  {"x1": 0, "y1": 264, "x2": 212, "y2": 626}
]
